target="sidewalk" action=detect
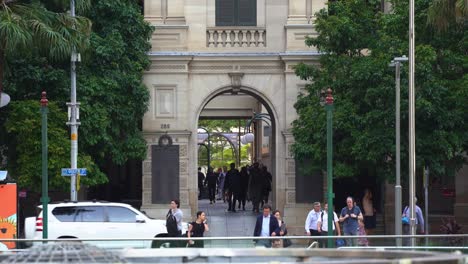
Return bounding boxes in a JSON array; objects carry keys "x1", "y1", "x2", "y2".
[{"x1": 197, "y1": 198, "x2": 258, "y2": 248}]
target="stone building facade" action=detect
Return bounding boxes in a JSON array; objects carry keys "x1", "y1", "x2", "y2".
[
  {"x1": 141, "y1": 0, "x2": 468, "y2": 234},
  {"x1": 141, "y1": 0, "x2": 325, "y2": 233}
]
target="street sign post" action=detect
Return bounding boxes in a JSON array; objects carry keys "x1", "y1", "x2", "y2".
[{"x1": 61, "y1": 168, "x2": 87, "y2": 176}]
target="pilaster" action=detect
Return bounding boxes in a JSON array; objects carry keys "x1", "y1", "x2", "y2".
[
  {"x1": 287, "y1": 0, "x2": 308, "y2": 24},
  {"x1": 144, "y1": 0, "x2": 186, "y2": 25}
]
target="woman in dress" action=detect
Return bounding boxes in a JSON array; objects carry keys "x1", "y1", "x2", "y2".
[{"x1": 187, "y1": 211, "x2": 209, "y2": 248}]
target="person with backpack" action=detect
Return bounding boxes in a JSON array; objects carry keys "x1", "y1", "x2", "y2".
[
  {"x1": 402, "y1": 197, "x2": 424, "y2": 246},
  {"x1": 317, "y1": 203, "x2": 341, "y2": 248},
  {"x1": 339, "y1": 196, "x2": 363, "y2": 247},
  {"x1": 166, "y1": 199, "x2": 183, "y2": 246}
]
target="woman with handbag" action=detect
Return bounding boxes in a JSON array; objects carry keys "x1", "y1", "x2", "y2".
[{"x1": 272, "y1": 210, "x2": 292, "y2": 248}]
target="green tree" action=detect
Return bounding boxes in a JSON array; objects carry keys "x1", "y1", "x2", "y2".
[
  {"x1": 77, "y1": 0, "x2": 153, "y2": 165},
  {"x1": 0, "y1": 0, "x2": 91, "y2": 99},
  {"x1": 293, "y1": 0, "x2": 467, "y2": 181},
  {"x1": 1, "y1": 0, "x2": 153, "y2": 193},
  {"x1": 5, "y1": 100, "x2": 106, "y2": 192},
  {"x1": 427, "y1": 0, "x2": 467, "y2": 31}
]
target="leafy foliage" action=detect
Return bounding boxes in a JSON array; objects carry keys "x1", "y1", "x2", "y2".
[
  {"x1": 198, "y1": 119, "x2": 252, "y2": 168},
  {"x1": 293, "y1": 0, "x2": 467, "y2": 181},
  {"x1": 1, "y1": 0, "x2": 153, "y2": 192},
  {"x1": 77, "y1": 0, "x2": 153, "y2": 165},
  {"x1": 4, "y1": 100, "x2": 107, "y2": 192},
  {"x1": 0, "y1": 0, "x2": 91, "y2": 60}
]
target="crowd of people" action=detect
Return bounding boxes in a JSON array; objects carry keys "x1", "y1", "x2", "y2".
[
  {"x1": 198, "y1": 162, "x2": 272, "y2": 213},
  {"x1": 169, "y1": 184, "x2": 424, "y2": 248}
]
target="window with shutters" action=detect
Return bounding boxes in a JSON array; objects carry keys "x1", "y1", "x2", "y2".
[{"x1": 216, "y1": 0, "x2": 256, "y2": 26}]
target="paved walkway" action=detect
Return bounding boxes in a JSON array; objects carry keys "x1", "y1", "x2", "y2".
[{"x1": 197, "y1": 198, "x2": 258, "y2": 248}]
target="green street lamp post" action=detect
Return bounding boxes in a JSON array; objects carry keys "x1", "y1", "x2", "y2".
[
  {"x1": 40, "y1": 91, "x2": 50, "y2": 240},
  {"x1": 325, "y1": 88, "x2": 334, "y2": 248}
]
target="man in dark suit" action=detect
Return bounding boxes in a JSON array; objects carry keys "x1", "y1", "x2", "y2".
[{"x1": 253, "y1": 204, "x2": 280, "y2": 247}]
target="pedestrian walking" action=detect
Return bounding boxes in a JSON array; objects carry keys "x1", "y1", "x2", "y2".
[
  {"x1": 166, "y1": 199, "x2": 183, "y2": 247},
  {"x1": 339, "y1": 197, "x2": 363, "y2": 247},
  {"x1": 317, "y1": 203, "x2": 341, "y2": 248},
  {"x1": 357, "y1": 218, "x2": 369, "y2": 246},
  {"x1": 261, "y1": 166, "x2": 272, "y2": 207},
  {"x1": 197, "y1": 167, "x2": 205, "y2": 200},
  {"x1": 272, "y1": 210, "x2": 290, "y2": 248},
  {"x1": 253, "y1": 204, "x2": 280, "y2": 248},
  {"x1": 305, "y1": 202, "x2": 323, "y2": 247},
  {"x1": 248, "y1": 162, "x2": 264, "y2": 213},
  {"x1": 402, "y1": 197, "x2": 425, "y2": 246},
  {"x1": 362, "y1": 188, "x2": 376, "y2": 235},
  {"x1": 224, "y1": 163, "x2": 241, "y2": 212},
  {"x1": 205, "y1": 167, "x2": 218, "y2": 204},
  {"x1": 217, "y1": 167, "x2": 226, "y2": 201},
  {"x1": 187, "y1": 211, "x2": 209, "y2": 248},
  {"x1": 238, "y1": 166, "x2": 250, "y2": 211}
]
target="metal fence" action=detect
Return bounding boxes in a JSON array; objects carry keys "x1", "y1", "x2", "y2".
[{"x1": 1, "y1": 235, "x2": 467, "y2": 263}]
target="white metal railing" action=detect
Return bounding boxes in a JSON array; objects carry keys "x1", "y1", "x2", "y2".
[
  {"x1": 3, "y1": 234, "x2": 468, "y2": 244},
  {"x1": 206, "y1": 27, "x2": 266, "y2": 47}
]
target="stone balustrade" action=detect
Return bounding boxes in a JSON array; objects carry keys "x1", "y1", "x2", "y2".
[{"x1": 206, "y1": 27, "x2": 266, "y2": 48}]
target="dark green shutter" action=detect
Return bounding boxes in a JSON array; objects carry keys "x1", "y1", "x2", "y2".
[
  {"x1": 216, "y1": 0, "x2": 256, "y2": 26},
  {"x1": 216, "y1": 0, "x2": 235, "y2": 26},
  {"x1": 238, "y1": 0, "x2": 256, "y2": 26}
]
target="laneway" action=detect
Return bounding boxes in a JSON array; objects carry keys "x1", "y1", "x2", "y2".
[{"x1": 197, "y1": 199, "x2": 257, "y2": 248}]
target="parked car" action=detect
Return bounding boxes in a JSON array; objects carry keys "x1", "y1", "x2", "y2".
[{"x1": 24, "y1": 201, "x2": 187, "y2": 249}]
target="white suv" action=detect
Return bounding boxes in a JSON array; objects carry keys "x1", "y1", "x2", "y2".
[{"x1": 25, "y1": 201, "x2": 183, "y2": 249}]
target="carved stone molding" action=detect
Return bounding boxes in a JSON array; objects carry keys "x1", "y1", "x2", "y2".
[
  {"x1": 180, "y1": 160, "x2": 188, "y2": 174},
  {"x1": 228, "y1": 72, "x2": 244, "y2": 94},
  {"x1": 179, "y1": 145, "x2": 188, "y2": 158}
]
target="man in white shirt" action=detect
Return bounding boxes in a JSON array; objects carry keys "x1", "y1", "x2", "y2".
[
  {"x1": 305, "y1": 201, "x2": 322, "y2": 246},
  {"x1": 317, "y1": 203, "x2": 341, "y2": 248}
]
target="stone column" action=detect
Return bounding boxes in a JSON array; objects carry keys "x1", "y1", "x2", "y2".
[
  {"x1": 288, "y1": 0, "x2": 308, "y2": 24},
  {"x1": 454, "y1": 164, "x2": 468, "y2": 225}
]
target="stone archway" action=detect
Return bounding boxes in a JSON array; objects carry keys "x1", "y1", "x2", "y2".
[
  {"x1": 192, "y1": 85, "x2": 280, "y2": 215},
  {"x1": 140, "y1": 53, "x2": 313, "y2": 228}
]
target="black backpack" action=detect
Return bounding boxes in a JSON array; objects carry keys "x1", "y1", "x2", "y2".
[{"x1": 166, "y1": 209, "x2": 179, "y2": 236}]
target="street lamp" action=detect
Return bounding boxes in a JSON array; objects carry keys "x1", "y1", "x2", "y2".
[
  {"x1": 325, "y1": 88, "x2": 334, "y2": 248},
  {"x1": 408, "y1": 0, "x2": 417, "y2": 247},
  {"x1": 40, "y1": 92, "x2": 50, "y2": 239},
  {"x1": 244, "y1": 113, "x2": 271, "y2": 161},
  {"x1": 390, "y1": 55, "x2": 408, "y2": 247}
]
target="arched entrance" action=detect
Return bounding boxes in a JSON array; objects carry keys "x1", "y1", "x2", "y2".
[{"x1": 194, "y1": 85, "x2": 279, "y2": 213}]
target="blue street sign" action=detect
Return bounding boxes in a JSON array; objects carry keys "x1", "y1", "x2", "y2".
[{"x1": 61, "y1": 168, "x2": 87, "y2": 176}]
